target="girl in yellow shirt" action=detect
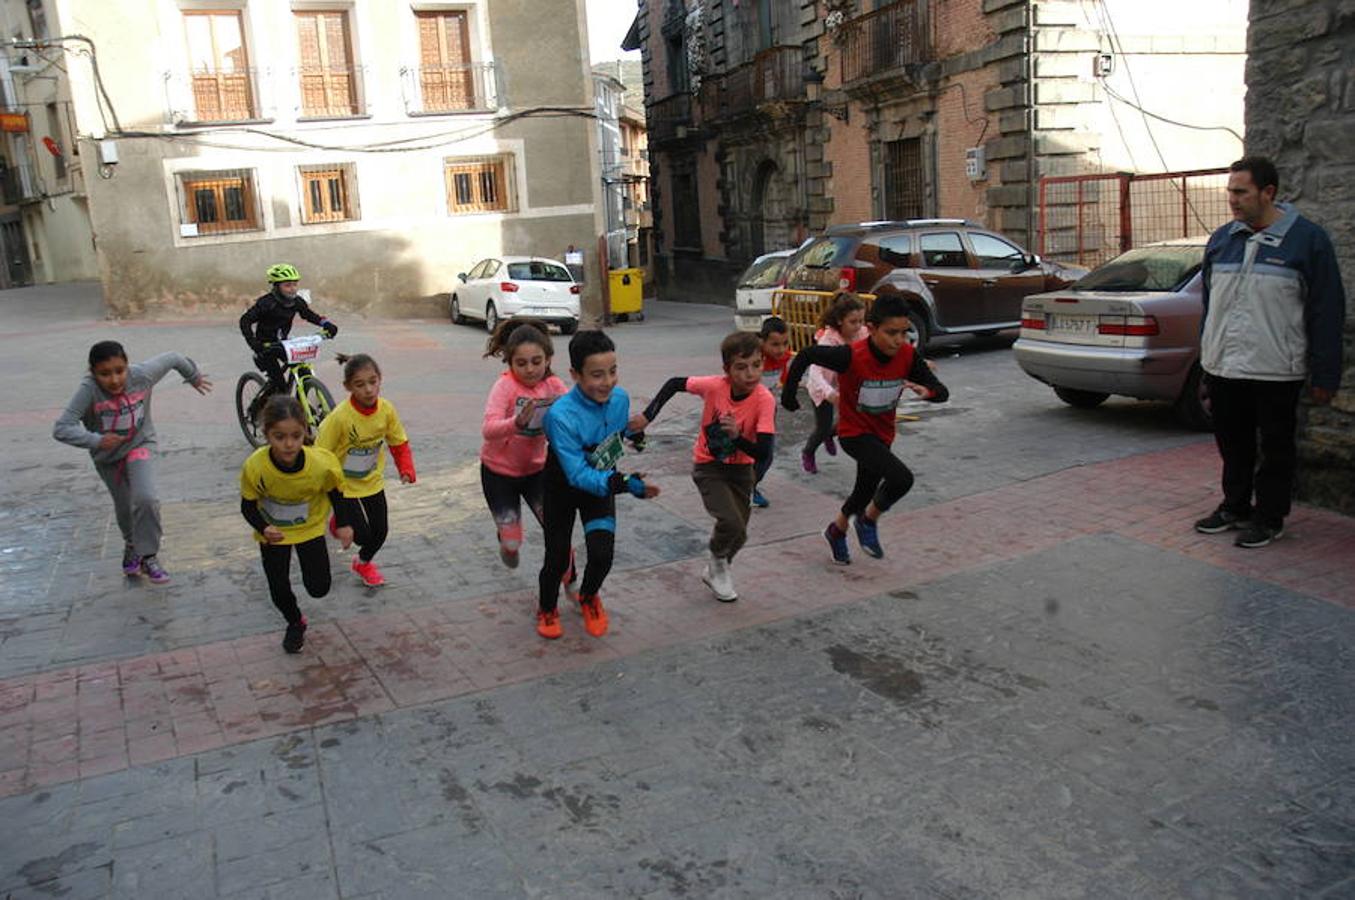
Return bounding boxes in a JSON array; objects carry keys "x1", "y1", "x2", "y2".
[
  {"x1": 240, "y1": 396, "x2": 353, "y2": 653},
  {"x1": 315, "y1": 353, "x2": 416, "y2": 587}
]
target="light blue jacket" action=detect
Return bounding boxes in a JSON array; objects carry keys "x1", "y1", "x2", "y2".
[{"x1": 542, "y1": 384, "x2": 633, "y2": 498}]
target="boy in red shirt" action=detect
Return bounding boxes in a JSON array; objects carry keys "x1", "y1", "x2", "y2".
[
  {"x1": 782, "y1": 294, "x2": 949, "y2": 564},
  {"x1": 632, "y1": 332, "x2": 776, "y2": 602}
]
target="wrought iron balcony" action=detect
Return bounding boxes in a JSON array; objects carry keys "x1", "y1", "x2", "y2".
[
  {"x1": 838, "y1": 0, "x2": 934, "y2": 87},
  {"x1": 400, "y1": 61, "x2": 500, "y2": 114},
  {"x1": 0, "y1": 163, "x2": 39, "y2": 205},
  {"x1": 164, "y1": 67, "x2": 265, "y2": 123},
  {"x1": 703, "y1": 46, "x2": 807, "y2": 123},
  {"x1": 647, "y1": 92, "x2": 692, "y2": 144}
]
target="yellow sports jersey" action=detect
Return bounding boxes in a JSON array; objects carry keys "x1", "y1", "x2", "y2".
[
  {"x1": 314, "y1": 397, "x2": 410, "y2": 498},
  {"x1": 239, "y1": 445, "x2": 344, "y2": 544}
]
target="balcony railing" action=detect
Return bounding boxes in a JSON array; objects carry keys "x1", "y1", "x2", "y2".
[
  {"x1": 401, "y1": 62, "x2": 500, "y2": 114},
  {"x1": 0, "y1": 164, "x2": 39, "y2": 205},
  {"x1": 702, "y1": 46, "x2": 806, "y2": 123},
  {"x1": 296, "y1": 65, "x2": 365, "y2": 118},
  {"x1": 647, "y1": 93, "x2": 692, "y2": 144},
  {"x1": 164, "y1": 68, "x2": 271, "y2": 124},
  {"x1": 839, "y1": 0, "x2": 933, "y2": 86}
]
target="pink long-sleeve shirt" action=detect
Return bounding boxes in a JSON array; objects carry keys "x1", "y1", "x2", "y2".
[
  {"x1": 807, "y1": 327, "x2": 847, "y2": 406},
  {"x1": 479, "y1": 371, "x2": 568, "y2": 477}
]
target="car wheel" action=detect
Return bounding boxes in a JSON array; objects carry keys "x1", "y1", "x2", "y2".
[
  {"x1": 450, "y1": 295, "x2": 466, "y2": 325},
  {"x1": 1174, "y1": 363, "x2": 1212, "y2": 431},
  {"x1": 485, "y1": 302, "x2": 499, "y2": 334},
  {"x1": 560, "y1": 318, "x2": 578, "y2": 335},
  {"x1": 1053, "y1": 386, "x2": 1110, "y2": 409},
  {"x1": 906, "y1": 308, "x2": 930, "y2": 348}
]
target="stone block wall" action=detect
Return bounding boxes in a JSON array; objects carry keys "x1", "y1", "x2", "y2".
[{"x1": 1246, "y1": 0, "x2": 1355, "y2": 513}]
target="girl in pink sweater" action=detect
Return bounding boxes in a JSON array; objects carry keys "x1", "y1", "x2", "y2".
[
  {"x1": 803, "y1": 294, "x2": 866, "y2": 474},
  {"x1": 480, "y1": 319, "x2": 569, "y2": 569}
]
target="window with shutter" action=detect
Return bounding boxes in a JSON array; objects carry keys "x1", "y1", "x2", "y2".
[
  {"x1": 296, "y1": 11, "x2": 358, "y2": 117},
  {"x1": 444, "y1": 156, "x2": 513, "y2": 214},
  {"x1": 298, "y1": 165, "x2": 357, "y2": 224},
  {"x1": 184, "y1": 11, "x2": 255, "y2": 121},
  {"x1": 416, "y1": 11, "x2": 475, "y2": 112},
  {"x1": 179, "y1": 170, "x2": 259, "y2": 234}
]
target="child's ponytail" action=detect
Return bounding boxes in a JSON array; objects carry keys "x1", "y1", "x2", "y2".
[
  {"x1": 484, "y1": 318, "x2": 554, "y2": 361},
  {"x1": 335, "y1": 352, "x2": 381, "y2": 384}
]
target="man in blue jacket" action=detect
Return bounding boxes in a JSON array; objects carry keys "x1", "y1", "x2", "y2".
[{"x1": 1194, "y1": 156, "x2": 1346, "y2": 548}]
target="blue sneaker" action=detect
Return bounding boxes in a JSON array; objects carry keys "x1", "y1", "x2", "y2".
[
  {"x1": 854, "y1": 516, "x2": 883, "y2": 558},
  {"x1": 751, "y1": 488, "x2": 769, "y2": 509},
  {"x1": 824, "y1": 523, "x2": 851, "y2": 565}
]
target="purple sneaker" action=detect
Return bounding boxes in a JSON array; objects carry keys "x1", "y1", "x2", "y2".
[
  {"x1": 140, "y1": 556, "x2": 171, "y2": 585},
  {"x1": 122, "y1": 546, "x2": 142, "y2": 577},
  {"x1": 801, "y1": 451, "x2": 818, "y2": 474},
  {"x1": 824, "y1": 435, "x2": 838, "y2": 456}
]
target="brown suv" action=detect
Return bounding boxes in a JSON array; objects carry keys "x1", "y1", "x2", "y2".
[{"x1": 783, "y1": 220, "x2": 1085, "y2": 346}]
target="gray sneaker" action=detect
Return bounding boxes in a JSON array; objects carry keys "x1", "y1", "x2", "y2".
[{"x1": 1194, "y1": 508, "x2": 1250, "y2": 534}]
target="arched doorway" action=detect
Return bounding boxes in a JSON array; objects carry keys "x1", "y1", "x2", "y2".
[{"x1": 749, "y1": 159, "x2": 778, "y2": 258}]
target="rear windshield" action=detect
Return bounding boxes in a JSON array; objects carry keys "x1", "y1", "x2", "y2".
[
  {"x1": 507, "y1": 261, "x2": 572, "y2": 282},
  {"x1": 1074, "y1": 246, "x2": 1204, "y2": 292},
  {"x1": 796, "y1": 237, "x2": 855, "y2": 269},
  {"x1": 739, "y1": 255, "x2": 790, "y2": 288}
]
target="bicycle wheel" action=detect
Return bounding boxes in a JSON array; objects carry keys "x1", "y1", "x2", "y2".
[
  {"x1": 300, "y1": 375, "x2": 336, "y2": 432},
  {"x1": 235, "y1": 372, "x2": 270, "y2": 448}
]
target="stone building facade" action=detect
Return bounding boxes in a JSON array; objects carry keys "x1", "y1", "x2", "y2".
[{"x1": 1245, "y1": 0, "x2": 1355, "y2": 513}]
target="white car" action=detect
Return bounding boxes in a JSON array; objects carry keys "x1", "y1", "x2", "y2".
[
  {"x1": 451, "y1": 256, "x2": 580, "y2": 334},
  {"x1": 733, "y1": 249, "x2": 796, "y2": 332}
]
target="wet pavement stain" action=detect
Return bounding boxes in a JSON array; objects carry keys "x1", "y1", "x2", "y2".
[
  {"x1": 18, "y1": 841, "x2": 102, "y2": 886},
  {"x1": 479, "y1": 772, "x2": 542, "y2": 799},
  {"x1": 826, "y1": 644, "x2": 925, "y2": 702},
  {"x1": 271, "y1": 734, "x2": 313, "y2": 769}
]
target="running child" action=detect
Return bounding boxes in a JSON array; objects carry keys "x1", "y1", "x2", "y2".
[
  {"x1": 239, "y1": 264, "x2": 339, "y2": 394},
  {"x1": 479, "y1": 319, "x2": 570, "y2": 570},
  {"x1": 314, "y1": 353, "x2": 416, "y2": 588},
  {"x1": 632, "y1": 331, "x2": 775, "y2": 603},
  {"x1": 782, "y1": 294, "x2": 949, "y2": 565},
  {"x1": 802, "y1": 294, "x2": 866, "y2": 474},
  {"x1": 752, "y1": 316, "x2": 792, "y2": 508},
  {"x1": 241, "y1": 396, "x2": 353, "y2": 653},
  {"x1": 536, "y1": 330, "x2": 659, "y2": 640},
  {"x1": 53, "y1": 340, "x2": 212, "y2": 584}
]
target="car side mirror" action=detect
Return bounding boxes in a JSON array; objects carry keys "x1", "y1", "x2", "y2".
[
  {"x1": 457, "y1": 273, "x2": 467, "y2": 282},
  {"x1": 1012, "y1": 254, "x2": 1040, "y2": 272}
]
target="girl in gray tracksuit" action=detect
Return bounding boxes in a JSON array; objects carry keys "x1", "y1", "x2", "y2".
[{"x1": 52, "y1": 340, "x2": 212, "y2": 583}]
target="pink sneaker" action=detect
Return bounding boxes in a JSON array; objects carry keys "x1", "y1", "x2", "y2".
[{"x1": 351, "y1": 557, "x2": 385, "y2": 587}]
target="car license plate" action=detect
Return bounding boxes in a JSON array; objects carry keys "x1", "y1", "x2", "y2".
[{"x1": 1047, "y1": 314, "x2": 1097, "y2": 336}]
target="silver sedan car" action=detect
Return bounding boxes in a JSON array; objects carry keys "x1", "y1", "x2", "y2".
[{"x1": 1013, "y1": 238, "x2": 1210, "y2": 429}]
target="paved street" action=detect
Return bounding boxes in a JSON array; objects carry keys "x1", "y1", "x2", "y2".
[{"x1": 1, "y1": 283, "x2": 1353, "y2": 898}]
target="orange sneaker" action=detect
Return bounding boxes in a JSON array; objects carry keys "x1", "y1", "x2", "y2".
[
  {"x1": 351, "y1": 557, "x2": 385, "y2": 587},
  {"x1": 578, "y1": 593, "x2": 609, "y2": 637},
  {"x1": 536, "y1": 609, "x2": 562, "y2": 639}
]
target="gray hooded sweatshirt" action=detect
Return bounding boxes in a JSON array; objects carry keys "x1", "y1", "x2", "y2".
[{"x1": 53, "y1": 352, "x2": 201, "y2": 466}]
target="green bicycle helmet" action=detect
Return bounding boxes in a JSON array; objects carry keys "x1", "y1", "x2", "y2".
[{"x1": 266, "y1": 263, "x2": 300, "y2": 283}]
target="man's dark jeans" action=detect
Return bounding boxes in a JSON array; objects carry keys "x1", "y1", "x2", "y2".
[{"x1": 1206, "y1": 374, "x2": 1304, "y2": 527}]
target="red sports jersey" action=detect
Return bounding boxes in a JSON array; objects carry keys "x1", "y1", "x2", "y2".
[{"x1": 837, "y1": 339, "x2": 917, "y2": 444}]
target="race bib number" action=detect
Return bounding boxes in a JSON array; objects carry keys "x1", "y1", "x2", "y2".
[
  {"x1": 585, "y1": 431, "x2": 625, "y2": 471},
  {"x1": 704, "y1": 420, "x2": 738, "y2": 461},
  {"x1": 515, "y1": 395, "x2": 557, "y2": 436},
  {"x1": 858, "y1": 378, "x2": 904, "y2": 414},
  {"x1": 280, "y1": 335, "x2": 323, "y2": 363},
  {"x1": 261, "y1": 496, "x2": 311, "y2": 527},
  {"x1": 342, "y1": 445, "x2": 380, "y2": 478}
]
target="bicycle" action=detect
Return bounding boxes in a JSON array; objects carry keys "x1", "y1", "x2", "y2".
[{"x1": 235, "y1": 333, "x2": 336, "y2": 447}]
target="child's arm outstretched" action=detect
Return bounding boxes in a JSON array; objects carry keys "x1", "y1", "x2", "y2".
[
  {"x1": 905, "y1": 352, "x2": 950, "y2": 403},
  {"x1": 781, "y1": 345, "x2": 852, "y2": 411},
  {"x1": 544, "y1": 410, "x2": 658, "y2": 499},
  {"x1": 137, "y1": 352, "x2": 212, "y2": 394},
  {"x1": 629, "y1": 376, "x2": 688, "y2": 432}
]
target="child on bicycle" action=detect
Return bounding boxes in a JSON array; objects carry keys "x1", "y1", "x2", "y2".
[
  {"x1": 53, "y1": 340, "x2": 212, "y2": 584},
  {"x1": 479, "y1": 319, "x2": 569, "y2": 570},
  {"x1": 241, "y1": 395, "x2": 353, "y2": 653},
  {"x1": 314, "y1": 353, "x2": 416, "y2": 588},
  {"x1": 782, "y1": 294, "x2": 949, "y2": 565},
  {"x1": 239, "y1": 264, "x2": 339, "y2": 393},
  {"x1": 535, "y1": 330, "x2": 659, "y2": 640},
  {"x1": 752, "y1": 316, "x2": 792, "y2": 508}
]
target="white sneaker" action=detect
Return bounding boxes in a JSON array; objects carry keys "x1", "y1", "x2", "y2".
[{"x1": 702, "y1": 551, "x2": 738, "y2": 603}]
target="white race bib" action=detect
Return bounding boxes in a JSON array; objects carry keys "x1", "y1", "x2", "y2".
[
  {"x1": 342, "y1": 445, "x2": 380, "y2": 478},
  {"x1": 516, "y1": 395, "x2": 557, "y2": 436},
  {"x1": 280, "y1": 335, "x2": 323, "y2": 363},
  {"x1": 261, "y1": 496, "x2": 311, "y2": 527},
  {"x1": 858, "y1": 379, "x2": 904, "y2": 414}
]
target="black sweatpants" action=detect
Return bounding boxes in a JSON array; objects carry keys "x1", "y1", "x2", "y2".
[
  {"x1": 254, "y1": 348, "x2": 289, "y2": 393},
  {"x1": 345, "y1": 491, "x2": 389, "y2": 563},
  {"x1": 1206, "y1": 375, "x2": 1303, "y2": 528},
  {"x1": 538, "y1": 457, "x2": 614, "y2": 613},
  {"x1": 260, "y1": 536, "x2": 331, "y2": 625},
  {"x1": 839, "y1": 434, "x2": 915, "y2": 519},
  {"x1": 803, "y1": 400, "x2": 836, "y2": 457},
  {"x1": 480, "y1": 463, "x2": 546, "y2": 537}
]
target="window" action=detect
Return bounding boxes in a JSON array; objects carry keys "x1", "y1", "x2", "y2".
[
  {"x1": 184, "y1": 11, "x2": 255, "y2": 121},
  {"x1": 179, "y1": 169, "x2": 259, "y2": 234},
  {"x1": 296, "y1": 11, "x2": 358, "y2": 117},
  {"x1": 26, "y1": 0, "x2": 46, "y2": 40},
  {"x1": 969, "y1": 233, "x2": 1025, "y2": 269},
  {"x1": 507, "y1": 261, "x2": 571, "y2": 282},
  {"x1": 919, "y1": 232, "x2": 968, "y2": 268},
  {"x1": 883, "y1": 137, "x2": 923, "y2": 221},
  {"x1": 44, "y1": 103, "x2": 64, "y2": 181},
  {"x1": 444, "y1": 156, "x2": 513, "y2": 214},
  {"x1": 671, "y1": 166, "x2": 701, "y2": 249},
  {"x1": 298, "y1": 164, "x2": 356, "y2": 224},
  {"x1": 417, "y1": 11, "x2": 476, "y2": 112},
  {"x1": 876, "y1": 234, "x2": 912, "y2": 267}
]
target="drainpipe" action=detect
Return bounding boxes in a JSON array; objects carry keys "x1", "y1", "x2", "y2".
[{"x1": 1025, "y1": 0, "x2": 1037, "y2": 248}]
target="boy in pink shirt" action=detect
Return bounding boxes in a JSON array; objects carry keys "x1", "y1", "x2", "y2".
[
  {"x1": 631, "y1": 332, "x2": 776, "y2": 602},
  {"x1": 479, "y1": 320, "x2": 569, "y2": 568}
]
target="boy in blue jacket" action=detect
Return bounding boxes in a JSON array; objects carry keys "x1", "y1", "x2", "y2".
[{"x1": 537, "y1": 330, "x2": 659, "y2": 640}]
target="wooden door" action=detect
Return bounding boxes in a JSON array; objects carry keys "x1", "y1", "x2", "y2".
[
  {"x1": 416, "y1": 11, "x2": 474, "y2": 111},
  {"x1": 296, "y1": 11, "x2": 357, "y2": 117}
]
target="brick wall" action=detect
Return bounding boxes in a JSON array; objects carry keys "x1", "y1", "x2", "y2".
[
  {"x1": 1246, "y1": 0, "x2": 1355, "y2": 513},
  {"x1": 824, "y1": 105, "x2": 874, "y2": 225},
  {"x1": 935, "y1": 67, "x2": 997, "y2": 222},
  {"x1": 934, "y1": 0, "x2": 995, "y2": 56}
]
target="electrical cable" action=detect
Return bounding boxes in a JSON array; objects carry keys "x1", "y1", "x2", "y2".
[
  {"x1": 1099, "y1": 81, "x2": 1243, "y2": 144},
  {"x1": 934, "y1": 79, "x2": 989, "y2": 146}
]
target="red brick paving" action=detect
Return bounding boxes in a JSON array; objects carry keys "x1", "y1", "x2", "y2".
[{"x1": 1, "y1": 442, "x2": 1352, "y2": 796}]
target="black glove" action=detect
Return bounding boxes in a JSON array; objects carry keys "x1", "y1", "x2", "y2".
[
  {"x1": 627, "y1": 431, "x2": 646, "y2": 453},
  {"x1": 322, "y1": 319, "x2": 339, "y2": 338},
  {"x1": 780, "y1": 391, "x2": 801, "y2": 412}
]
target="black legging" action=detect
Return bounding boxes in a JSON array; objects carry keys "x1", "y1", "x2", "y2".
[
  {"x1": 803, "y1": 400, "x2": 836, "y2": 456},
  {"x1": 254, "y1": 347, "x2": 289, "y2": 393},
  {"x1": 259, "y1": 536, "x2": 331, "y2": 625},
  {"x1": 344, "y1": 491, "x2": 389, "y2": 563},
  {"x1": 839, "y1": 434, "x2": 915, "y2": 518},
  {"x1": 480, "y1": 463, "x2": 546, "y2": 531},
  {"x1": 538, "y1": 457, "x2": 615, "y2": 613}
]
